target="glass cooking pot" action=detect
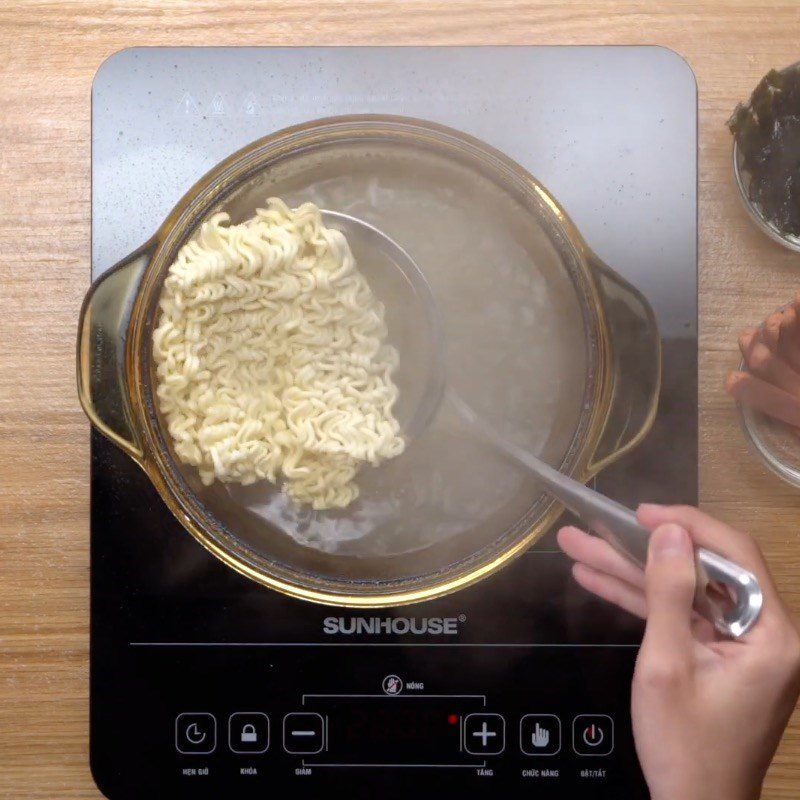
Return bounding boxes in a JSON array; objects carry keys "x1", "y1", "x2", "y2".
[{"x1": 78, "y1": 115, "x2": 660, "y2": 606}]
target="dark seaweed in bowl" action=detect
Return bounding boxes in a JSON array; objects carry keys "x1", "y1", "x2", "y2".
[{"x1": 729, "y1": 65, "x2": 800, "y2": 238}]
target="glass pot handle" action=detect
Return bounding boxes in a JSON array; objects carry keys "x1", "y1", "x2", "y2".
[
  {"x1": 77, "y1": 245, "x2": 152, "y2": 463},
  {"x1": 588, "y1": 255, "x2": 662, "y2": 473}
]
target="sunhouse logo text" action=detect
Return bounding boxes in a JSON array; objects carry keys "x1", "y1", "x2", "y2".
[{"x1": 323, "y1": 615, "x2": 466, "y2": 636}]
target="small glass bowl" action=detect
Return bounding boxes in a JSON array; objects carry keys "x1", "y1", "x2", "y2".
[{"x1": 738, "y1": 354, "x2": 800, "y2": 487}]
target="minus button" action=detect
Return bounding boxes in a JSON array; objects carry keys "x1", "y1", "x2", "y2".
[{"x1": 283, "y1": 712, "x2": 325, "y2": 754}]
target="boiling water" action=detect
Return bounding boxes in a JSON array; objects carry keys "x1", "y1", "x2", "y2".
[{"x1": 193, "y1": 140, "x2": 589, "y2": 561}]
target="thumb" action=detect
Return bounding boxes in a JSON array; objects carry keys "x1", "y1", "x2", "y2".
[{"x1": 641, "y1": 523, "x2": 697, "y2": 661}]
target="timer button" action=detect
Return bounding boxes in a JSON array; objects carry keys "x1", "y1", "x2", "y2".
[
  {"x1": 175, "y1": 712, "x2": 216, "y2": 755},
  {"x1": 572, "y1": 714, "x2": 614, "y2": 756}
]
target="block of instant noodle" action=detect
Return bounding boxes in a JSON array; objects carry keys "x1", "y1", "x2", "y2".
[{"x1": 152, "y1": 199, "x2": 404, "y2": 510}]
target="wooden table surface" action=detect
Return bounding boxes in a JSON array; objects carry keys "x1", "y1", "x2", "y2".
[{"x1": 2, "y1": 1, "x2": 800, "y2": 797}]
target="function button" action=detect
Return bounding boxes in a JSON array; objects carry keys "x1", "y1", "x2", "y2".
[
  {"x1": 283, "y1": 712, "x2": 325, "y2": 755},
  {"x1": 175, "y1": 712, "x2": 216, "y2": 755},
  {"x1": 520, "y1": 714, "x2": 561, "y2": 756},
  {"x1": 464, "y1": 713, "x2": 505, "y2": 755},
  {"x1": 572, "y1": 714, "x2": 614, "y2": 756},
  {"x1": 229, "y1": 712, "x2": 270, "y2": 754}
]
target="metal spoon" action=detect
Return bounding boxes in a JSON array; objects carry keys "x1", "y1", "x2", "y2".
[{"x1": 322, "y1": 210, "x2": 763, "y2": 638}]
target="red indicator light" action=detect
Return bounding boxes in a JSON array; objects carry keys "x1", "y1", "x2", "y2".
[{"x1": 448, "y1": 714, "x2": 459, "y2": 725}]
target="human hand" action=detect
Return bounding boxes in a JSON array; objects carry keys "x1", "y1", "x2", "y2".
[
  {"x1": 557, "y1": 504, "x2": 800, "y2": 800},
  {"x1": 726, "y1": 298, "x2": 800, "y2": 429}
]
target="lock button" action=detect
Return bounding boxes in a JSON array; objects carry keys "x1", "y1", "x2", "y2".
[{"x1": 228, "y1": 713, "x2": 269, "y2": 754}]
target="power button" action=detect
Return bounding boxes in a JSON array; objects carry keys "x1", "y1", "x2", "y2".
[{"x1": 572, "y1": 714, "x2": 613, "y2": 756}]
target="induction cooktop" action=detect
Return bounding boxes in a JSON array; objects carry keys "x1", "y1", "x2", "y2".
[{"x1": 90, "y1": 46, "x2": 697, "y2": 799}]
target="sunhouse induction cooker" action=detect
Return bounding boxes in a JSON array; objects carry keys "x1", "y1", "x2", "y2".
[{"x1": 89, "y1": 46, "x2": 697, "y2": 799}]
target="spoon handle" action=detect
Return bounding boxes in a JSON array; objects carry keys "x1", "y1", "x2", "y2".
[{"x1": 452, "y1": 393, "x2": 763, "y2": 638}]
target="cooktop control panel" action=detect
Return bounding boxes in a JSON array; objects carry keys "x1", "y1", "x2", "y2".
[
  {"x1": 91, "y1": 586, "x2": 643, "y2": 799},
  {"x1": 174, "y1": 693, "x2": 616, "y2": 762}
]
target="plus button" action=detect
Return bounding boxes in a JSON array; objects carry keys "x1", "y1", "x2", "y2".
[
  {"x1": 473, "y1": 722, "x2": 496, "y2": 747},
  {"x1": 464, "y1": 713, "x2": 505, "y2": 755}
]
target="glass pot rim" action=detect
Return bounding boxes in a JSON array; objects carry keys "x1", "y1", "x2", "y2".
[{"x1": 79, "y1": 114, "x2": 661, "y2": 606}]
